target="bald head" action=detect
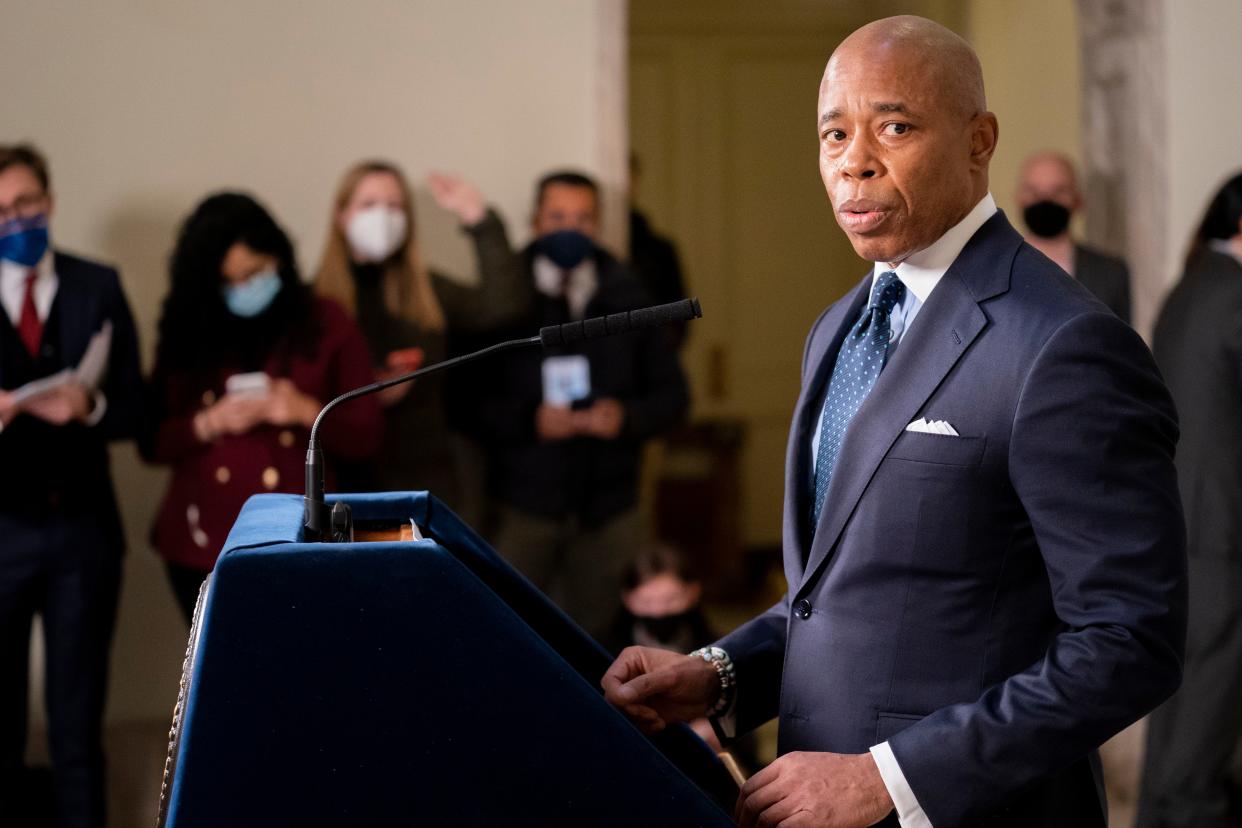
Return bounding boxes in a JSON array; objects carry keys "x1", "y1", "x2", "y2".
[
  {"x1": 826, "y1": 16, "x2": 986, "y2": 121},
  {"x1": 817, "y1": 15, "x2": 998, "y2": 263},
  {"x1": 1016, "y1": 151, "x2": 1081, "y2": 207}
]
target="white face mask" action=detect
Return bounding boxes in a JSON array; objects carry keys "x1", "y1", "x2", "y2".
[{"x1": 345, "y1": 205, "x2": 408, "y2": 263}]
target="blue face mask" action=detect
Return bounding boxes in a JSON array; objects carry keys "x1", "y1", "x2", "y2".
[
  {"x1": 222, "y1": 269, "x2": 282, "y2": 318},
  {"x1": 533, "y1": 229, "x2": 594, "y2": 270},
  {"x1": 0, "y1": 214, "x2": 50, "y2": 267}
]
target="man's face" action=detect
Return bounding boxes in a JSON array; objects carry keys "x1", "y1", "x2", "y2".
[
  {"x1": 0, "y1": 164, "x2": 52, "y2": 226},
  {"x1": 817, "y1": 46, "x2": 984, "y2": 263},
  {"x1": 533, "y1": 183, "x2": 599, "y2": 238},
  {"x1": 1015, "y1": 157, "x2": 1080, "y2": 212}
]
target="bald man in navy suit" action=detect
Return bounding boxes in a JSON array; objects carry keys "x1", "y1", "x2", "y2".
[{"x1": 603, "y1": 16, "x2": 1185, "y2": 828}]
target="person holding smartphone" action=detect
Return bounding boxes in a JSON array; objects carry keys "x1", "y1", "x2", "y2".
[{"x1": 142, "y1": 192, "x2": 382, "y2": 622}]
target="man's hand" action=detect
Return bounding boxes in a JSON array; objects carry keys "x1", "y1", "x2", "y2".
[
  {"x1": 20, "y1": 383, "x2": 92, "y2": 425},
  {"x1": 601, "y1": 646, "x2": 720, "y2": 734},
  {"x1": 576, "y1": 397, "x2": 625, "y2": 439},
  {"x1": 0, "y1": 390, "x2": 17, "y2": 429},
  {"x1": 735, "y1": 751, "x2": 893, "y2": 828},
  {"x1": 536, "y1": 403, "x2": 577, "y2": 442},
  {"x1": 427, "y1": 172, "x2": 486, "y2": 227}
]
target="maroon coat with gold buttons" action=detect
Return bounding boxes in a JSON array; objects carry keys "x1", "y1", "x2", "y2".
[{"x1": 146, "y1": 298, "x2": 381, "y2": 570}]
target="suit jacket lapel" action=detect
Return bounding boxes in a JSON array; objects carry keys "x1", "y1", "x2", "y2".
[
  {"x1": 796, "y1": 212, "x2": 1022, "y2": 596},
  {"x1": 53, "y1": 253, "x2": 94, "y2": 366},
  {"x1": 782, "y1": 276, "x2": 870, "y2": 586}
]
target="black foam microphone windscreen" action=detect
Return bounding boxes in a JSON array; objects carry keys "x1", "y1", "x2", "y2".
[{"x1": 540, "y1": 298, "x2": 702, "y2": 347}]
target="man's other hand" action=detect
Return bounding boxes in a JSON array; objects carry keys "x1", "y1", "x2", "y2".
[
  {"x1": 536, "y1": 403, "x2": 577, "y2": 442},
  {"x1": 20, "y1": 383, "x2": 92, "y2": 425},
  {"x1": 577, "y1": 397, "x2": 625, "y2": 439},
  {"x1": 601, "y1": 646, "x2": 719, "y2": 734},
  {"x1": 736, "y1": 751, "x2": 894, "y2": 828}
]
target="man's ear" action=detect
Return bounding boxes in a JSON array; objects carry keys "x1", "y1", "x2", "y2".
[
  {"x1": 45, "y1": 190, "x2": 55, "y2": 221},
  {"x1": 970, "y1": 112, "x2": 999, "y2": 169}
]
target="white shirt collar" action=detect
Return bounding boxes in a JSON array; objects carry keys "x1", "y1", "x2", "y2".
[
  {"x1": 0, "y1": 248, "x2": 58, "y2": 325},
  {"x1": 533, "y1": 255, "x2": 598, "y2": 320},
  {"x1": 871, "y1": 193, "x2": 998, "y2": 302},
  {"x1": 1208, "y1": 238, "x2": 1242, "y2": 267}
]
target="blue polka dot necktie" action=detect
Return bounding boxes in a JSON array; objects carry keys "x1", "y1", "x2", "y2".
[{"x1": 810, "y1": 271, "x2": 906, "y2": 531}]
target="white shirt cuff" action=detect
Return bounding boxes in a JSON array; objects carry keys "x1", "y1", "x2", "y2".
[
  {"x1": 83, "y1": 390, "x2": 107, "y2": 427},
  {"x1": 870, "y1": 741, "x2": 933, "y2": 828}
]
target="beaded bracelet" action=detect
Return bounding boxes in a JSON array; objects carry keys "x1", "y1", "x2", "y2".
[{"x1": 689, "y1": 646, "x2": 736, "y2": 716}]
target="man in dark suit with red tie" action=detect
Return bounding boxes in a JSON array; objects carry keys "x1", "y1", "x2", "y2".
[
  {"x1": 604, "y1": 16, "x2": 1186, "y2": 827},
  {"x1": 0, "y1": 144, "x2": 144, "y2": 828}
]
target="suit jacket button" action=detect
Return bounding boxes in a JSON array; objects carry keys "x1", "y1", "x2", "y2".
[
  {"x1": 795, "y1": 599, "x2": 812, "y2": 620},
  {"x1": 279, "y1": 429, "x2": 295, "y2": 448},
  {"x1": 262, "y1": 467, "x2": 280, "y2": 490},
  {"x1": 215, "y1": 466, "x2": 231, "y2": 484}
]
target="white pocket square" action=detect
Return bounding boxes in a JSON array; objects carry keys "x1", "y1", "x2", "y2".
[{"x1": 905, "y1": 417, "x2": 959, "y2": 436}]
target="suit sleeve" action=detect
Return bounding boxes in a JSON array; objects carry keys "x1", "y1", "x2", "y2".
[
  {"x1": 886, "y1": 311, "x2": 1187, "y2": 826},
  {"x1": 94, "y1": 268, "x2": 145, "y2": 440},
  {"x1": 714, "y1": 596, "x2": 790, "y2": 735}
]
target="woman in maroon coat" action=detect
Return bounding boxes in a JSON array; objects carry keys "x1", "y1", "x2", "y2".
[{"x1": 144, "y1": 192, "x2": 382, "y2": 622}]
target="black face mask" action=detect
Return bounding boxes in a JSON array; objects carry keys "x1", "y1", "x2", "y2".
[
  {"x1": 1022, "y1": 200, "x2": 1072, "y2": 238},
  {"x1": 633, "y1": 609, "x2": 697, "y2": 644},
  {"x1": 533, "y1": 229, "x2": 594, "y2": 270}
]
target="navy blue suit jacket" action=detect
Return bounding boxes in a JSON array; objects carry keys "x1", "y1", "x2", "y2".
[{"x1": 717, "y1": 213, "x2": 1186, "y2": 826}]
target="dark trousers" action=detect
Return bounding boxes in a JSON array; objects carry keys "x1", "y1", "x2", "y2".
[
  {"x1": 0, "y1": 512, "x2": 121, "y2": 828},
  {"x1": 1138, "y1": 556, "x2": 1242, "y2": 828}
]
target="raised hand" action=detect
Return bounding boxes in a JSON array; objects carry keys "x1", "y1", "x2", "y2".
[{"x1": 427, "y1": 171, "x2": 486, "y2": 227}]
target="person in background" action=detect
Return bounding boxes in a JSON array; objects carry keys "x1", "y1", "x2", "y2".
[
  {"x1": 1138, "y1": 171, "x2": 1242, "y2": 828},
  {"x1": 1015, "y1": 150, "x2": 1132, "y2": 322},
  {"x1": 463, "y1": 170, "x2": 689, "y2": 638},
  {"x1": 602, "y1": 542, "x2": 715, "y2": 656},
  {"x1": 313, "y1": 162, "x2": 529, "y2": 512},
  {"x1": 0, "y1": 143, "x2": 144, "y2": 828},
  {"x1": 142, "y1": 192, "x2": 382, "y2": 622},
  {"x1": 628, "y1": 153, "x2": 688, "y2": 349}
]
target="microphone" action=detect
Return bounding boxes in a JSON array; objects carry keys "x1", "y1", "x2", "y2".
[
  {"x1": 303, "y1": 298, "x2": 702, "y2": 540},
  {"x1": 538, "y1": 297, "x2": 701, "y2": 347}
]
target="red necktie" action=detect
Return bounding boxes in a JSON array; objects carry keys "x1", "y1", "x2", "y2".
[{"x1": 18, "y1": 270, "x2": 43, "y2": 357}]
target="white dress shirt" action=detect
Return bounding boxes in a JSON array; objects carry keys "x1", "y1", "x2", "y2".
[
  {"x1": 0, "y1": 249, "x2": 58, "y2": 324},
  {"x1": 533, "y1": 255, "x2": 598, "y2": 320}
]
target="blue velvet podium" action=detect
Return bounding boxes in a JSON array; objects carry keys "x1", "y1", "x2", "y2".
[{"x1": 157, "y1": 492, "x2": 736, "y2": 826}]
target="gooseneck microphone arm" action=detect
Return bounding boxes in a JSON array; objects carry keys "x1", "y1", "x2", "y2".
[
  {"x1": 303, "y1": 334, "x2": 541, "y2": 539},
  {"x1": 302, "y1": 297, "x2": 702, "y2": 540}
]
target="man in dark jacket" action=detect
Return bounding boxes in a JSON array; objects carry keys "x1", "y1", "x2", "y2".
[
  {"x1": 0, "y1": 143, "x2": 144, "y2": 828},
  {"x1": 465, "y1": 171, "x2": 688, "y2": 637},
  {"x1": 1015, "y1": 151, "x2": 1132, "y2": 323}
]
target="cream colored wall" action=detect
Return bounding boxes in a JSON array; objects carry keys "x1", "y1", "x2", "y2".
[
  {"x1": 966, "y1": 0, "x2": 1082, "y2": 225},
  {"x1": 2, "y1": 0, "x2": 626, "y2": 724},
  {"x1": 1165, "y1": 0, "x2": 1242, "y2": 285}
]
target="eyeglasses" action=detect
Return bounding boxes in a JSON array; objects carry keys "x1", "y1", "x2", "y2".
[{"x1": 0, "y1": 193, "x2": 48, "y2": 224}]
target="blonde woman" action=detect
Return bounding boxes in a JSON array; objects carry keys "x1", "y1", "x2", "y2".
[{"x1": 314, "y1": 161, "x2": 527, "y2": 507}]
